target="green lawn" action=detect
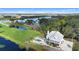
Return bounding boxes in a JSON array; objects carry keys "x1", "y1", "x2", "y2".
[{"x1": 0, "y1": 24, "x2": 42, "y2": 48}]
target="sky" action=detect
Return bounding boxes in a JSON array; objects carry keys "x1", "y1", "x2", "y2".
[{"x1": 0, "y1": 8, "x2": 79, "y2": 13}]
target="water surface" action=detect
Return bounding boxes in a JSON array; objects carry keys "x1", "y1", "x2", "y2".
[{"x1": 0, "y1": 37, "x2": 25, "y2": 51}]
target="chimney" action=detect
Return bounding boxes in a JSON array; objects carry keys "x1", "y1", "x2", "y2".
[
  {"x1": 46, "y1": 30, "x2": 50, "y2": 39},
  {"x1": 47, "y1": 30, "x2": 50, "y2": 35}
]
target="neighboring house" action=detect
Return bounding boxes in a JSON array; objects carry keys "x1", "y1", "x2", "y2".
[
  {"x1": 27, "y1": 18, "x2": 39, "y2": 24},
  {"x1": 0, "y1": 20, "x2": 11, "y2": 23},
  {"x1": 14, "y1": 20, "x2": 26, "y2": 23},
  {"x1": 0, "y1": 20, "x2": 11, "y2": 26},
  {"x1": 20, "y1": 16, "x2": 27, "y2": 19},
  {"x1": 46, "y1": 31, "x2": 64, "y2": 47},
  {"x1": 39, "y1": 16, "x2": 51, "y2": 19}
]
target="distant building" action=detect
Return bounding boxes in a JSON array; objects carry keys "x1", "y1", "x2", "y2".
[
  {"x1": 26, "y1": 18, "x2": 39, "y2": 24},
  {"x1": 14, "y1": 20, "x2": 26, "y2": 23},
  {"x1": 46, "y1": 31, "x2": 64, "y2": 46},
  {"x1": 0, "y1": 20, "x2": 11, "y2": 23},
  {"x1": 20, "y1": 16, "x2": 27, "y2": 19},
  {"x1": 39, "y1": 16, "x2": 51, "y2": 19}
]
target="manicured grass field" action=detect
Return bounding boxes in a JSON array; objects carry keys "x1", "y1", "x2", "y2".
[{"x1": 0, "y1": 24, "x2": 42, "y2": 48}]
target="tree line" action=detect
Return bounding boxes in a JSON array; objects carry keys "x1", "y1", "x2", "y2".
[{"x1": 39, "y1": 16, "x2": 79, "y2": 40}]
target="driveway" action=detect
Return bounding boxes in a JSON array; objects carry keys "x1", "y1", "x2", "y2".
[
  {"x1": 60, "y1": 40, "x2": 73, "y2": 51},
  {"x1": 32, "y1": 37, "x2": 73, "y2": 51},
  {"x1": 43, "y1": 40, "x2": 73, "y2": 51}
]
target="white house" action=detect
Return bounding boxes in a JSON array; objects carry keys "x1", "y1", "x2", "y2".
[
  {"x1": 14, "y1": 20, "x2": 26, "y2": 23},
  {"x1": 46, "y1": 31, "x2": 64, "y2": 45}
]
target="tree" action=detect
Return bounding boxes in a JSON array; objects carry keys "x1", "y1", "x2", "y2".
[{"x1": 26, "y1": 20, "x2": 33, "y2": 25}]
